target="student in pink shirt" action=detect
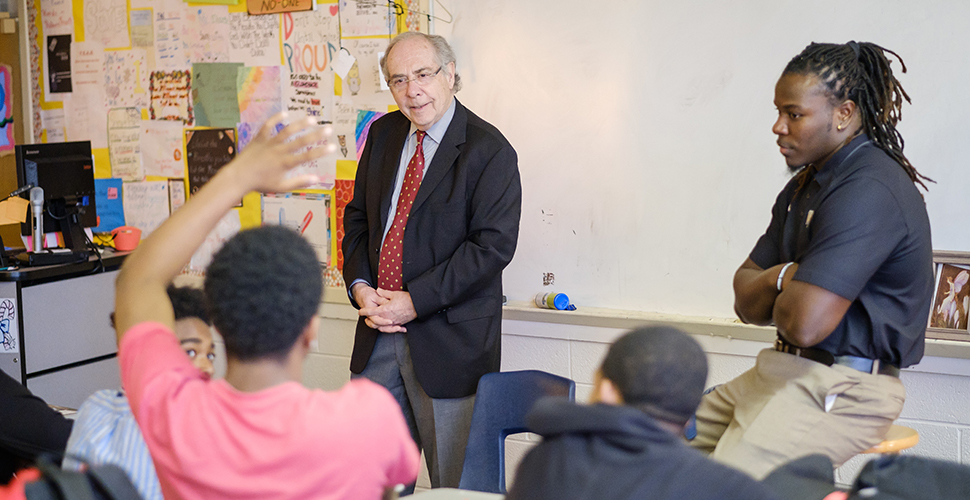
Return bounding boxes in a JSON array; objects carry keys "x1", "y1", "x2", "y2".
[{"x1": 113, "y1": 114, "x2": 420, "y2": 500}]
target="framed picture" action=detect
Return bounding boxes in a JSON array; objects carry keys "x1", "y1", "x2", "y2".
[{"x1": 927, "y1": 251, "x2": 970, "y2": 341}]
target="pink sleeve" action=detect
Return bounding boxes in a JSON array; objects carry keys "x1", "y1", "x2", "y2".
[{"x1": 118, "y1": 322, "x2": 200, "y2": 418}]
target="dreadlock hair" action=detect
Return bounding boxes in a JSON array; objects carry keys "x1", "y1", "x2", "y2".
[{"x1": 783, "y1": 41, "x2": 932, "y2": 190}]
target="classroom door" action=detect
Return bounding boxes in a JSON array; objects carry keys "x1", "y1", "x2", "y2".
[{"x1": 0, "y1": 22, "x2": 26, "y2": 381}]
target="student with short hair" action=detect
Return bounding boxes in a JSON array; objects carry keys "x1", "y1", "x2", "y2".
[
  {"x1": 113, "y1": 114, "x2": 420, "y2": 500},
  {"x1": 64, "y1": 286, "x2": 216, "y2": 500},
  {"x1": 505, "y1": 326, "x2": 779, "y2": 500}
]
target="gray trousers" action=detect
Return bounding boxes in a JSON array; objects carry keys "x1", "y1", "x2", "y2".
[{"x1": 355, "y1": 332, "x2": 476, "y2": 492}]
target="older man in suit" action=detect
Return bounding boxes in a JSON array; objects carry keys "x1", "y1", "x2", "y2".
[{"x1": 342, "y1": 31, "x2": 521, "y2": 490}]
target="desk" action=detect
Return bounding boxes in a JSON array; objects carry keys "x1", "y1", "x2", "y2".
[
  {"x1": 0, "y1": 250, "x2": 127, "y2": 408},
  {"x1": 409, "y1": 489, "x2": 504, "y2": 500}
]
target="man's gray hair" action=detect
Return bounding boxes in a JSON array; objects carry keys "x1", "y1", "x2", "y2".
[{"x1": 380, "y1": 31, "x2": 462, "y2": 93}]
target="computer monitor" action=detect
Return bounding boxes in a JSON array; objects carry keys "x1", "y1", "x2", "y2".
[{"x1": 14, "y1": 141, "x2": 97, "y2": 253}]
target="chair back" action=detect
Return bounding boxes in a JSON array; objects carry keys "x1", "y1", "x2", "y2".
[{"x1": 458, "y1": 370, "x2": 575, "y2": 494}]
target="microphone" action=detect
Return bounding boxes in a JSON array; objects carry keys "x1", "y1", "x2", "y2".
[
  {"x1": 30, "y1": 187, "x2": 44, "y2": 252},
  {"x1": 8, "y1": 184, "x2": 35, "y2": 198}
]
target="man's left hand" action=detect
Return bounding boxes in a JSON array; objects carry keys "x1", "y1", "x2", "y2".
[{"x1": 359, "y1": 289, "x2": 418, "y2": 333}]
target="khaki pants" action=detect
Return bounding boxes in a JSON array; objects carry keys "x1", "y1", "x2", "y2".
[{"x1": 691, "y1": 348, "x2": 905, "y2": 479}]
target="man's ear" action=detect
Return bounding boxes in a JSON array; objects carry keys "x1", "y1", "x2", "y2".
[
  {"x1": 835, "y1": 99, "x2": 858, "y2": 129},
  {"x1": 590, "y1": 370, "x2": 624, "y2": 406},
  {"x1": 301, "y1": 316, "x2": 320, "y2": 351}
]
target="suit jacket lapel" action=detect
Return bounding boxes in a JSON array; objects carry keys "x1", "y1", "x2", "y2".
[
  {"x1": 412, "y1": 100, "x2": 467, "y2": 214},
  {"x1": 378, "y1": 115, "x2": 411, "y2": 230}
]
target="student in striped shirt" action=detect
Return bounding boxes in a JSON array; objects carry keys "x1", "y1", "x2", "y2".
[{"x1": 63, "y1": 286, "x2": 215, "y2": 500}]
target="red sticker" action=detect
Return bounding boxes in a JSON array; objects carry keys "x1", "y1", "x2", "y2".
[{"x1": 107, "y1": 187, "x2": 119, "y2": 200}]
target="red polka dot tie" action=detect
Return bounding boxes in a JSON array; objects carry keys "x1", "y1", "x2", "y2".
[{"x1": 378, "y1": 130, "x2": 426, "y2": 291}]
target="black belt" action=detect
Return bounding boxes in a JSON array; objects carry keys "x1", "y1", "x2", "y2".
[{"x1": 774, "y1": 338, "x2": 900, "y2": 378}]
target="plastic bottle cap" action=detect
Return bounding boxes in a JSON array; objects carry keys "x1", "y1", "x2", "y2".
[{"x1": 552, "y1": 293, "x2": 570, "y2": 310}]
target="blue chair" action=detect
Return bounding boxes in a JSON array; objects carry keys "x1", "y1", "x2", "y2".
[{"x1": 458, "y1": 370, "x2": 575, "y2": 494}]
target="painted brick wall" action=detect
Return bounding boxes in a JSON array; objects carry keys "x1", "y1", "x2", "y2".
[{"x1": 304, "y1": 300, "x2": 970, "y2": 491}]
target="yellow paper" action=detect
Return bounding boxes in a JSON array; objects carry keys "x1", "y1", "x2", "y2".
[
  {"x1": 1, "y1": 198, "x2": 29, "y2": 225},
  {"x1": 93, "y1": 148, "x2": 112, "y2": 179},
  {"x1": 336, "y1": 160, "x2": 357, "y2": 180}
]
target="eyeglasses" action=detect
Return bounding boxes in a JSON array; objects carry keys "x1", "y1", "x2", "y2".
[{"x1": 388, "y1": 67, "x2": 442, "y2": 91}]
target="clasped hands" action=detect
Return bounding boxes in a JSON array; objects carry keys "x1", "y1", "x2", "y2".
[{"x1": 353, "y1": 283, "x2": 417, "y2": 333}]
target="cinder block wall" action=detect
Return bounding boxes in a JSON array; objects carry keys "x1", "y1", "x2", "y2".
[{"x1": 302, "y1": 297, "x2": 970, "y2": 489}]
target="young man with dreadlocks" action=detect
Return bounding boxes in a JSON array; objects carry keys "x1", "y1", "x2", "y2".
[{"x1": 689, "y1": 41, "x2": 934, "y2": 479}]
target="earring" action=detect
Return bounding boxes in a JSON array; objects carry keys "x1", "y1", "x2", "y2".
[{"x1": 837, "y1": 124, "x2": 844, "y2": 131}]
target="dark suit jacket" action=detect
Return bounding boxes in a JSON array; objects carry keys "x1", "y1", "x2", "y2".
[{"x1": 342, "y1": 99, "x2": 521, "y2": 399}]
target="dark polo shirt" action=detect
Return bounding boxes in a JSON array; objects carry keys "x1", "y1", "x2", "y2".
[{"x1": 749, "y1": 135, "x2": 933, "y2": 368}]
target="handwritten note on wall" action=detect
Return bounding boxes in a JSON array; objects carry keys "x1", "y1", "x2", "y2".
[
  {"x1": 338, "y1": 0, "x2": 394, "y2": 37},
  {"x1": 130, "y1": 9, "x2": 154, "y2": 47},
  {"x1": 84, "y1": 0, "x2": 130, "y2": 49},
  {"x1": 149, "y1": 70, "x2": 193, "y2": 124},
  {"x1": 154, "y1": 7, "x2": 190, "y2": 69},
  {"x1": 285, "y1": 72, "x2": 331, "y2": 122},
  {"x1": 40, "y1": 0, "x2": 73, "y2": 35},
  {"x1": 228, "y1": 12, "x2": 281, "y2": 67},
  {"x1": 185, "y1": 6, "x2": 231, "y2": 63},
  {"x1": 141, "y1": 120, "x2": 185, "y2": 177},
  {"x1": 332, "y1": 99, "x2": 355, "y2": 160},
  {"x1": 104, "y1": 50, "x2": 149, "y2": 108},
  {"x1": 185, "y1": 128, "x2": 236, "y2": 195},
  {"x1": 281, "y1": 10, "x2": 339, "y2": 74},
  {"x1": 107, "y1": 108, "x2": 143, "y2": 180},
  {"x1": 342, "y1": 38, "x2": 386, "y2": 96},
  {"x1": 123, "y1": 181, "x2": 170, "y2": 238},
  {"x1": 66, "y1": 41, "x2": 107, "y2": 148},
  {"x1": 169, "y1": 179, "x2": 185, "y2": 212}
]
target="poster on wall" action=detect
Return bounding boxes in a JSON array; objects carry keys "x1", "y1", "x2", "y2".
[
  {"x1": 123, "y1": 181, "x2": 170, "y2": 239},
  {"x1": 92, "y1": 178, "x2": 125, "y2": 233},
  {"x1": 83, "y1": 0, "x2": 130, "y2": 49},
  {"x1": 46, "y1": 35, "x2": 72, "y2": 95},
  {"x1": 281, "y1": 10, "x2": 339, "y2": 75},
  {"x1": 192, "y1": 62, "x2": 242, "y2": 128},
  {"x1": 338, "y1": 0, "x2": 394, "y2": 37},
  {"x1": 149, "y1": 70, "x2": 193, "y2": 124},
  {"x1": 284, "y1": 72, "x2": 331, "y2": 123},
  {"x1": 185, "y1": 128, "x2": 236, "y2": 197},
  {"x1": 261, "y1": 192, "x2": 331, "y2": 266},
  {"x1": 237, "y1": 66, "x2": 282, "y2": 125},
  {"x1": 0, "y1": 65, "x2": 13, "y2": 155},
  {"x1": 104, "y1": 50, "x2": 150, "y2": 108},
  {"x1": 141, "y1": 120, "x2": 185, "y2": 177},
  {"x1": 228, "y1": 12, "x2": 282, "y2": 67},
  {"x1": 107, "y1": 108, "x2": 144, "y2": 181},
  {"x1": 41, "y1": 0, "x2": 74, "y2": 36}
]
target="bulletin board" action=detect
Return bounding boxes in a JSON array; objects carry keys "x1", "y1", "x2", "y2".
[{"x1": 27, "y1": 0, "x2": 430, "y2": 283}]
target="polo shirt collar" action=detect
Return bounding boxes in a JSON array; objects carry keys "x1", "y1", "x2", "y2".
[{"x1": 814, "y1": 134, "x2": 872, "y2": 186}]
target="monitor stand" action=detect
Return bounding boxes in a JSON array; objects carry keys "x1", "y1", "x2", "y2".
[{"x1": 16, "y1": 200, "x2": 90, "y2": 267}]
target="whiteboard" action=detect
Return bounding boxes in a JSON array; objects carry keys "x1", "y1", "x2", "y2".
[{"x1": 436, "y1": 0, "x2": 970, "y2": 318}]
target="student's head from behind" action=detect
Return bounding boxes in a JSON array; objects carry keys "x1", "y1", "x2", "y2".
[
  {"x1": 168, "y1": 285, "x2": 216, "y2": 379},
  {"x1": 592, "y1": 326, "x2": 708, "y2": 430},
  {"x1": 203, "y1": 225, "x2": 322, "y2": 363}
]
